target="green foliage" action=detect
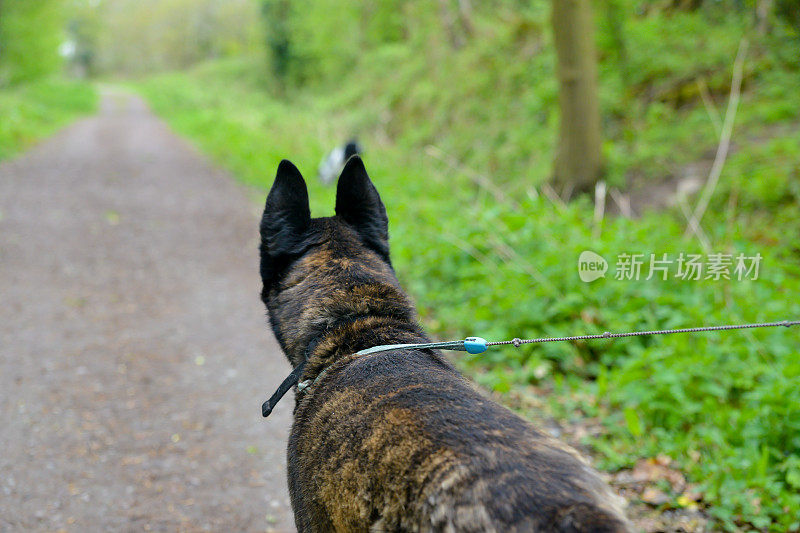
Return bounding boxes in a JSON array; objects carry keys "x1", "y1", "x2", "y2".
[
  {"x1": 0, "y1": 79, "x2": 97, "y2": 160},
  {"x1": 0, "y1": 0, "x2": 65, "y2": 85},
  {"x1": 136, "y1": 3, "x2": 800, "y2": 530}
]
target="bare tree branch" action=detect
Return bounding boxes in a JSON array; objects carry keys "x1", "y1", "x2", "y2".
[
  {"x1": 696, "y1": 78, "x2": 722, "y2": 136},
  {"x1": 683, "y1": 38, "x2": 748, "y2": 241}
]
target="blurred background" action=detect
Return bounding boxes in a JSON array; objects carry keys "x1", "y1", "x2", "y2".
[{"x1": 1, "y1": 1, "x2": 799, "y2": 531}]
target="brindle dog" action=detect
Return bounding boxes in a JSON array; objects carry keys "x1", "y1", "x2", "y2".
[{"x1": 259, "y1": 156, "x2": 631, "y2": 532}]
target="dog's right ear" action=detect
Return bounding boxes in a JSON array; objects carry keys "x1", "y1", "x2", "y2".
[
  {"x1": 335, "y1": 155, "x2": 390, "y2": 261},
  {"x1": 260, "y1": 160, "x2": 311, "y2": 282}
]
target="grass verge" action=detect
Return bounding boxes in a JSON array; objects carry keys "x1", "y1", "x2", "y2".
[{"x1": 0, "y1": 78, "x2": 98, "y2": 161}]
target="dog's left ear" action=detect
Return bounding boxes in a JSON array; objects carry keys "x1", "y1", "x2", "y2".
[
  {"x1": 260, "y1": 160, "x2": 311, "y2": 283},
  {"x1": 335, "y1": 155, "x2": 389, "y2": 260}
]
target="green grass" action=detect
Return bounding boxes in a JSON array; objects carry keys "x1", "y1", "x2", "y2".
[
  {"x1": 0, "y1": 78, "x2": 98, "y2": 161},
  {"x1": 135, "y1": 11, "x2": 800, "y2": 529}
]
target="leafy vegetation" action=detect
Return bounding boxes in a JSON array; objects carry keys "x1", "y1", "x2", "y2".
[
  {"x1": 0, "y1": 79, "x2": 97, "y2": 161},
  {"x1": 0, "y1": 0, "x2": 64, "y2": 84}
]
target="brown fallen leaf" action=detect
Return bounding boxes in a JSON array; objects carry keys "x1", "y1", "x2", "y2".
[{"x1": 630, "y1": 457, "x2": 686, "y2": 493}]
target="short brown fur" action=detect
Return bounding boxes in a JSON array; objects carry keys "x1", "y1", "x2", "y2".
[{"x1": 259, "y1": 157, "x2": 631, "y2": 532}]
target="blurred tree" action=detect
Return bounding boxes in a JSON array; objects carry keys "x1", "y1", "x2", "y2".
[
  {"x1": 775, "y1": 0, "x2": 799, "y2": 29},
  {"x1": 262, "y1": 0, "x2": 291, "y2": 83},
  {"x1": 363, "y1": 1, "x2": 406, "y2": 45},
  {"x1": 0, "y1": 0, "x2": 64, "y2": 85},
  {"x1": 669, "y1": 0, "x2": 704, "y2": 10},
  {"x1": 604, "y1": 0, "x2": 626, "y2": 64},
  {"x1": 67, "y1": 0, "x2": 102, "y2": 78},
  {"x1": 438, "y1": 0, "x2": 473, "y2": 48},
  {"x1": 551, "y1": 0, "x2": 602, "y2": 197},
  {"x1": 756, "y1": 0, "x2": 773, "y2": 34},
  {"x1": 276, "y1": 0, "x2": 362, "y2": 86}
]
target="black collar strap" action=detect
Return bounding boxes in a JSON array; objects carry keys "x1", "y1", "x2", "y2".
[
  {"x1": 261, "y1": 361, "x2": 306, "y2": 417},
  {"x1": 261, "y1": 333, "x2": 325, "y2": 418}
]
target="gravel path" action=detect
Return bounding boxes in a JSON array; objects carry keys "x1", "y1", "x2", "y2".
[{"x1": 0, "y1": 91, "x2": 295, "y2": 532}]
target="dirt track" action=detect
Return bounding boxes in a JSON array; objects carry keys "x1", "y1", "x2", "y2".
[{"x1": 0, "y1": 91, "x2": 295, "y2": 531}]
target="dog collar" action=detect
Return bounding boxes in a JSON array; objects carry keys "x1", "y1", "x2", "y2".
[{"x1": 261, "y1": 337, "x2": 488, "y2": 417}]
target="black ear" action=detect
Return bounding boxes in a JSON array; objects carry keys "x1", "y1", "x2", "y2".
[
  {"x1": 335, "y1": 156, "x2": 389, "y2": 260},
  {"x1": 260, "y1": 160, "x2": 311, "y2": 282}
]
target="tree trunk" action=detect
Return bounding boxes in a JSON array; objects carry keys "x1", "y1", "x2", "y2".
[
  {"x1": 551, "y1": 0, "x2": 602, "y2": 198},
  {"x1": 457, "y1": 0, "x2": 474, "y2": 37},
  {"x1": 438, "y1": 0, "x2": 463, "y2": 48},
  {"x1": 756, "y1": 0, "x2": 773, "y2": 34}
]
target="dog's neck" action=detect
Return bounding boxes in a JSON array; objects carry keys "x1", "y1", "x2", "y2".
[
  {"x1": 269, "y1": 269, "x2": 422, "y2": 363},
  {"x1": 261, "y1": 311, "x2": 429, "y2": 418},
  {"x1": 301, "y1": 313, "x2": 429, "y2": 380}
]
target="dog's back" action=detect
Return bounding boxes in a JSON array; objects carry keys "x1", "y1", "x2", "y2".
[
  {"x1": 290, "y1": 349, "x2": 629, "y2": 532},
  {"x1": 260, "y1": 157, "x2": 631, "y2": 532}
]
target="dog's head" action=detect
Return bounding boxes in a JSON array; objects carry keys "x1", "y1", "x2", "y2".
[{"x1": 259, "y1": 156, "x2": 414, "y2": 366}]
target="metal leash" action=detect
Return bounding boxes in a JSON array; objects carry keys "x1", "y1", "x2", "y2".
[
  {"x1": 486, "y1": 319, "x2": 800, "y2": 348},
  {"x1": 355, "y1": 319, "x2": 800, "y2": 355}
]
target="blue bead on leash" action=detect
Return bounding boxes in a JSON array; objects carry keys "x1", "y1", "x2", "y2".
[{"x1": 463, "y1": 337, "x2": 488, "y2": 354}]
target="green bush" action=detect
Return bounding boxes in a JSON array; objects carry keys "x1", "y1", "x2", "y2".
[{"x1": 0, "y1": 0, "x2": 64, "y2": 85}]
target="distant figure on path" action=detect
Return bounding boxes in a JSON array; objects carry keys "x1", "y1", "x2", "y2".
[{"x1": 318, "y1": 139, "x2": 361, "y2": 185}]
